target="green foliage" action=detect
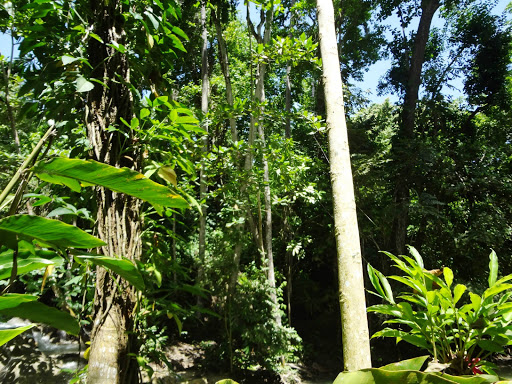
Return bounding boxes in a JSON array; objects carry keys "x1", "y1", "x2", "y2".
[
  {"x1": 33, "y1": 157, "x2": 189, "y2": 213},
  {"x1": 332, "y1": 356, "x2": 499, "y2": 384},
  {"x1": 368, "y1": 247, "x2": 512, "y2": 375},
  {"x1": 229, "y1": 265, "x2": 302, "y2": 371},
  {"x1": 0, "y1": 324, "x2": 35, "y2": 347}
]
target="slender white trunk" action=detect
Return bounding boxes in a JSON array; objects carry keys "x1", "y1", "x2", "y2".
[
  {"x1": 197, "y1": 2, "x2": 209, "y2": 305},
  {"x1": 316, "y1": 0, "x2": 372, "y2": 371}
]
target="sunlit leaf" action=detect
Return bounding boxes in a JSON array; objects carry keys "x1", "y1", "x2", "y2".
[
  {"x1": 75, "y1": 253, "x2": 145, "y2": 290},
  {"x1": 0, "y1": 301, "x2": 79, "y2": 335},
  {"x1": 0, "y1": 215, "x2": 105, "y2": 250},
  {"x1": 489, "y1": 249, "x2": 498, "y2": 288},
  {"x1": 0, "y1": 325, "x2": 35, "y2": 347},
  {"x1": 0, "y1": 248, "x2": 63, "y2": 280},
  {"x1": 33, "y1": 158, "x2": 189, "y2": 214},
  {"x1": 75, "y1": 76, "x2": 94, "y2": 93}
]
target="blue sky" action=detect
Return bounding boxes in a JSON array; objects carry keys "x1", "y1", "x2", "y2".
[{"x1": 1, "y1": 0, "x2": 510, "y2": 103}]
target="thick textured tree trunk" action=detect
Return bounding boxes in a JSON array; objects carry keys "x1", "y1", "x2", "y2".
[
  {"x1": 197, "y1": 1, "x2": 209, "y2": 309},
  {"x1": 316, "y1": 0, "x2": 372, "y2": 371},
  {"x1": 392, "y1": 0, "x2": 440, "y2": 255},
  {"x1": 86, "y1": 1, "x2": 141, "y2": 383}
]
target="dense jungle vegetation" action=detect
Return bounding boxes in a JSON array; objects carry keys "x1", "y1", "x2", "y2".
[{"x1": 0, "y1": 0, "x2": 512, "y2": 382}]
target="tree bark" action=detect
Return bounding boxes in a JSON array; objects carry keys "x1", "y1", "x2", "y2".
[
  {"x1": 212, "y1": 9, "x2": 238, "y2": 142},
  {"x1": 392, "y1": 0, "x2": 440, "y2": 255},
  {"x1": 86, "y1": 1, "x2": 141, "y2": 383},
  {"x1": 316, "y1": 0, "x2": 372, "y2": 371}
]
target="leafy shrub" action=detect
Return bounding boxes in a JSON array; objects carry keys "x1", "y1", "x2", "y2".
[
  {"x1": 230, "y1": 264, "x2": 302, "y2": 371},
  {"x1": 367, "y1": 246, "x2": 512, "y2": 375}
]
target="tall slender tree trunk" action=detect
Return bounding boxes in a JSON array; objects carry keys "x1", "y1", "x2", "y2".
[
  {"x1": 197, "y1": 0, "x2": 209, "y2": 309},
  {"x1": 212, "y1": 9, "x2": 243, "y2": 295},
  {"x1": 213, "y1": 10, "x2": 237, "y2": 142},
  {"x1": 1, "y1": 32, "x2": 20, "y2": 153},
  {"x1": 247, "y1": 5, "x2": 281, "y2": 325},
  {"x1": 316, "y1": 0, "x2": 372, "y2": 371},
  {"x1": 392, "y1": 0, "x2": 440, "y2": 255},
  {"x1": 86, "y1": 1, "x2": 141, "y2": 383}
]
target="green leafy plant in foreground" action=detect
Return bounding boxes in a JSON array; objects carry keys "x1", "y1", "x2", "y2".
[
  {"x1": 367, "y1": 246, "x2": 512, "y2": 375},
  {"x1": 0, "y1": 152, "x2": 188, "y2": 345},
  {"x1": 332, "y1": 355, "x2": 504, "y2": 384}
]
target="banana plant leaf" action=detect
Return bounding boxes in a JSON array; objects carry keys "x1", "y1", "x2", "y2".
[
  {"x1": 0, "y1": 324, "x2": 35, "y2": 347},
  {"x1": 0, "y1": 215, "x2": 105, "y2": 250},
  {"x1": 0, "y1": 248, "x2": 63, "y2": 280},
  {"x1": 0, "y1": 301, "x2": 79, "y2": 336},
  {"x1": 33, "y1": 157, "x2": 188, "y2": 214},
  {"x1": 75, "y1": 253, "x2": 145, "y2": 291}
]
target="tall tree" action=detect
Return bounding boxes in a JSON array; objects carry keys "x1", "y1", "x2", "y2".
[
  {"x1": 316, "y1": 0, "x2": 372, "y2": 371},
  {"x1": 391, "y1": 0, "x2": 441, "y2": 255},
  {"x1": 86, "y1": 1, "x2": 141, "y2": 382}
]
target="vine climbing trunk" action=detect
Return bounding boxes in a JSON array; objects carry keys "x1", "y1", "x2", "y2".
[
  {"x1": 316, "y1": 0, "x2": 372, "y2": 371},
  {"x1": 86, "y1": 1, "x2": 141, "y2": 383}
]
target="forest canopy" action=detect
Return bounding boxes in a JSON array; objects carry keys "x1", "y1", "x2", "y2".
[{"x1": 0, "y1": 0, "x2": 511, "y2": 382}]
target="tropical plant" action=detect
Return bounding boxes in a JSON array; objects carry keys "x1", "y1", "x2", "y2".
[
  {"x1": 332, "y1": 355, "x2": 501, "y2": 384},
  {"x1": 0, "y1": 151, "x2": 188, "y2": 347},
  {"x1": 367, "y1": 246, "x2": 512, "y2": 375}
]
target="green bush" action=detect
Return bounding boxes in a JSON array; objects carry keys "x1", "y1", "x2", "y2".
[{"x1": 367, "y1": 246, "x2": 512, "y2": 375}]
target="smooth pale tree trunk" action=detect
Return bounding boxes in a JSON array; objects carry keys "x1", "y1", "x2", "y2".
[
  {"x1": 197, "y1": 1, "x2": 209, "y2": 308},
  {"x1": 316, "y1": 0, "x2": 372, "y2": 371},
  {"x1": 86, "y1": 1, "x2": 141, "y2": 383},
  {"x1": 391, "y1": 0, "x2": 440, "y2": 255}
]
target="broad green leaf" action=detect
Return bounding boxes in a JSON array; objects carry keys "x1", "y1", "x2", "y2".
[
  {"x1": 0, "y1": 215, "x2": 105, "y2": 250},
  {"x1": 453, "y1": 284, "x2": 467, "y2": 305},
  {"x1": 61, "y1": 55, "x2": 79, "y2": 65},
  {"x1": 407, "y1": 245, "x2": 424, "y2": 269},
  {"x1": 33, "y1": 158, "x2": 189, "y2": 214},
  {"x1": 157, "y1": 165, "x2": 177, "y2": 186},
  {"x1": 367, "y1": 304, "x2": 401, "y2": 317},
  {"x1": 443, "y1": 267, "x2": 454, "y2": 288},
  {"x1": 488, "y1": 250, "x2": 498, "y2": 288},
  {"x1": 483, "y1": 284, "x2": 512, "y2": 301},
  {"x1": 367, "y1": 264, "x2": 386, "y2": 300},
  {"x1": 380, "y1": 355, "x2": 429, "y2": 371},
  {"x1": 0, "y1": 301, "x2": 79, "y2": 335},
  {"x1": 489, "y1": 250, "x2": 498, "y2": 288},
  {"x1": 76, "y1": 254, "x2": 144, "y2": 290},
  {"x1": 0, "y1": 324, "x2": 35, "y2": 347},
  {"x1": 140, "y1": 108, "x2": 150, "y2": 119},
  {"x1": 333, "y1": 368, "x2": 498, "y2": 384},
  {"x1": 0, "y1": 294, "x2": 37, "y2": 310},
  {"x1": 0, "y1": 249, "x2": 63, "y2": 280},
  {"x1": 470, "y1": 292, "x2": 482, "y2": 312},
  {"x1": 401, "y1": 334, "x2": 431, "y2": 350},
  {"x1": 75, "y1": 76, "x2": 94, "y2": 93},
  {"x1": 477, "y1": 339, "x2": 504, "y2": 353},
  {"x1": 215, "y1": 380, "x2": 240, "y2": 384}
]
